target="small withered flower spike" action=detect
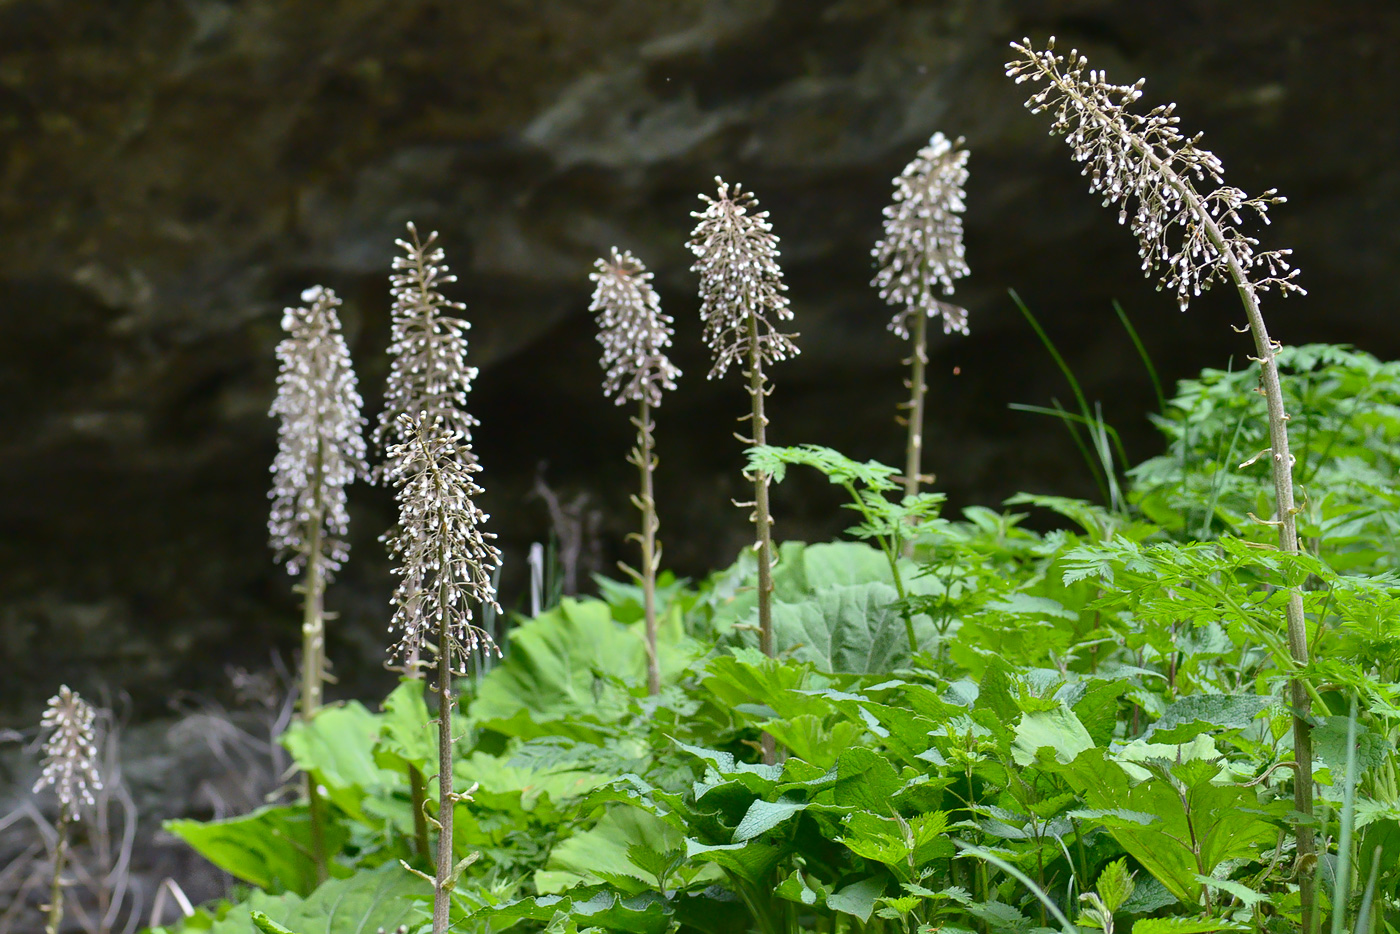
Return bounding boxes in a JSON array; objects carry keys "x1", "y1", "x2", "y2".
[
  {"x1": 688, "y1": 177, "x2": 798, "y2": 379},
  {"x1": 385, "y1": 413, "x2": 502, "y2": 674},
  {"x1": 1006, "y1": 38, "x2": 1304, "y2": 310},
  {"x1": 589, "y1": 248, "x2": 681, "y2": 407},
  {"x1": 34, "y1": 686, "x2": 102, "y2": 821},
  {"x1": 873, "y1": 132, "x2": 971, "y2": 338},
  {"x1": 268, "y1": 285, "x2": 368, "y2": 578},
  {"x1": 374, "y1": 223, "x2": 480, "y2": 470}
]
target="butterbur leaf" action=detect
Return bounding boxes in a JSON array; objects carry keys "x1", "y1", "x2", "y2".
[
  {"x1": 250, "y1": 912, "x2": 297, "y2": 934},
  {"x1": 826, "y1": 876, "x2": 886, "y2": 923},
  {"x1": 775, "y1": 869, "x2": 831, "y2": 906},
  {"x1": 165, "y1": 804, "x2": 349, "y2": 896}
]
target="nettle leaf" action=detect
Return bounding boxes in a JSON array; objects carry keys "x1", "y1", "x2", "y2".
[
  {"x1": 841, "y1": 811, "x2": 953, "y2": 880},
  {"x1": 685, "y1": 837, "x2": 785, "y2": 885},
  {"x1": 1145, "y1": 694, "x2": 1276, "y2": 744},
  {"x1": 1094, "y1": 858, "x2": 1135, "y2": 914},
  {"x1": 1313, "y1": 714, "x2": 1390, "y2": 776},
  {"x1": 165, "y1": 804, "x2": 349, "y2": 896},
  {"x1": 1073, "y1": 679, "x2": 1128, "y2": 747},
  {"x1": 733, "y1": 795, "x2": 809, "y2": 842}
]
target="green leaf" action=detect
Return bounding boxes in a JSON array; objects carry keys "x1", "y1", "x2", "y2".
[
  {"x1": 249, "y1": 913, "x2": 296, "y2": 934},
  {"x1": 1095, "y1": 858, "x2": 1135, "y2": 914},
  {"x1": 764, "y1": 715, "x2": 867, "y2": 770},
  {"x1": 1313, "y1": 715, "x2": 1389, "y2": 776},
  {"x1": 1146, "y1": 694, "x2": 1275, "y2": 744},
  {"x1": 282, "y1": 702, "x2": 399, "y2": 826},
  {"x1": 165, "y1": 804, "x2": 348, "y2": 896},
  {"x1": 685, "y1": 838, "x2": 784, "y2": 885},
  {"x1": 1012, "y1": 706, "x2": 1094, "y2": 766},
  {"x1": 758, "y1": 582, "x2": 934, "y2": 674},
  {"x1": 1131, "y1": 918, "x2": 1248, "y2": 933},
  {"x1": 826, "y1": 876, "x2": 886, "y2": 923},
  {"x1": 541, "y1": 807, "x2": 685, "y2": 895},
  {"x1": 469, "y1": 598, "x2": 696, "y2": 739},
  {"x1": 733, "y1": 795, "x2": 809, "y2": 842},
  {"x1": 375, "y1": 679, "x2": 436, "y2": 774}
]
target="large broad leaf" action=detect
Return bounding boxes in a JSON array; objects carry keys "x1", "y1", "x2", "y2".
[
  {"x1": 455, "y1": 749, "x2": 612, "y2": 812},
  {"x1": 467, "y1": 887, "x2": 671, "y2": 934},
  {"x1": 745, "y1": 582, "x2": 937, "y2": 674},
  {"x1": 374, "y1": 679, "x2": 436, "y2": 775},
  {"x1": 539, "y1": 807, "x2": 687, "y2": 895},
  {"x1": 1012, "y1": 705, "x2": 1095, "y2": 766},
  {"x1": 281, "y1": 703, "x2": 399, "y2": 827},
  {"x1": 468, "y1": 598, "x2": 695, "y2": 739},
  {"x1": 276, "y1": 863, "x2": 427, "y2": 934},
  {"x1": 165, "y1": 804, "x2": 349, "y2": 896}
]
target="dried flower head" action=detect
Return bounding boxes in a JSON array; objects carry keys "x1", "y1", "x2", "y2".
[
  {"x1": 688, "y1": 178, "x2": 798, "y2": 379},
  {"x1": 873, "y1": 132, "x2": 971, "y2": 338},
  {"x1": 373, "y1": 223, "x2": 480, "y2": 470},
  {"x1": 268, "y1": 285, "x2": 368, "y2": 579},
  {"x1": 34, "y1": 686, "x2": 102, "y2": 820},
  {"x1": 1006, "y1": 37, "x2": 1303, "y2": 311},
  {"x1": 589, "y1": 248, "x2": 681, "y2": 407},
  {"x1": 385, "y1": 414, "x2": 502, "y2": 674}
]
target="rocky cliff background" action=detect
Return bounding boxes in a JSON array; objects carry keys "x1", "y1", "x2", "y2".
[{"x1": 1, "y1": 0, "x2": 1397, "y2": 725}]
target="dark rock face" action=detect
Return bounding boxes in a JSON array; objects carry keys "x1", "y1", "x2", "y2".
[{"x1": 2, "y1": 0, "x2": 1397, "y2": 720}]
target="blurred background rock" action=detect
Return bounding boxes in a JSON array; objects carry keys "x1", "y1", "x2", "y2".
[{"x1": 1, "y1": 0, "x2": 1397, "y2": 723}]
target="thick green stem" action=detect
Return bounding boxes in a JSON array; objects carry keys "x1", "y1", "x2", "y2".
[
  {"x1": 432, "y1": 531, "x2": 455, "y2": 934},
  {"x1": 744, "y1": 314, "x2": 778, "y2": 765},
  {"x1": 632, "y1": 400, "x2": 662, "y2": 695},
  {"x1": 300, "y1": 442, "x2": 328, "y2": 884},
  {"x1": 408, "y1": 764, "x2": 431, "y2": 862},
  {"x1": 903, "y1": 311, "x2": 929, "y2": 503},
  {"x1": 1134, "y1": 151, "x2": 1316, "y2": 931},
  {"x1": 45, "y1": 814, "x2": 68, "y2": 934}
]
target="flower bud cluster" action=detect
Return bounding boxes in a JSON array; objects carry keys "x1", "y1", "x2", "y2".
[
  {"x1": 374, "y1": 224, "x2": 480, "y2": 467},
  {"x1": 384, "y1": 414, "x2": 502, "y2": 674},
  {"x1": 873, "y1": 132, "x2": 971, "y2": 338},
  {"x1": 268, "y1": 285, "x2": 367, "y2": 578},
  {"x1": 589, "y1": 248, "x2": 681, "y2": 408},
  {"x1": 34, "y1": 686, "x2": 102, "y2": 820},
  {"x1": 1006, "y1": 38, "x2": 1303, "y2": 311},
  {"x1": 688, "y1": 178, "x2": 798, "y2": 379}
]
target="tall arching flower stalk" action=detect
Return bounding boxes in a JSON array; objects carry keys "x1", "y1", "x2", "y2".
[
  {"x1": 385, "y1": 413, "x2": 501, "y2": 934},
  {"x1": 589, "y1": 247, "x2": 681, "y2": 696},
  {"x1": 1006, "y1": 36, "x2": 1315, "y2": 923},
  {"x1": 872, "y1": 132, "x2": 970, "y2": 504},
  {"x1": 269, "y1": 285, "x2": 367, "y2": 881},
  {"x1": 689, "y1": 177, "x2": 798, "y2": 762},
  {"x1": 34, "y1": 686, "x2": 102, "y2": 934}
]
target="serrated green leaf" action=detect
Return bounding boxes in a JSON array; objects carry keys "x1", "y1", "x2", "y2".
[{"x1": 165, "y1": 804, "x2": 348, "y2": 896}]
